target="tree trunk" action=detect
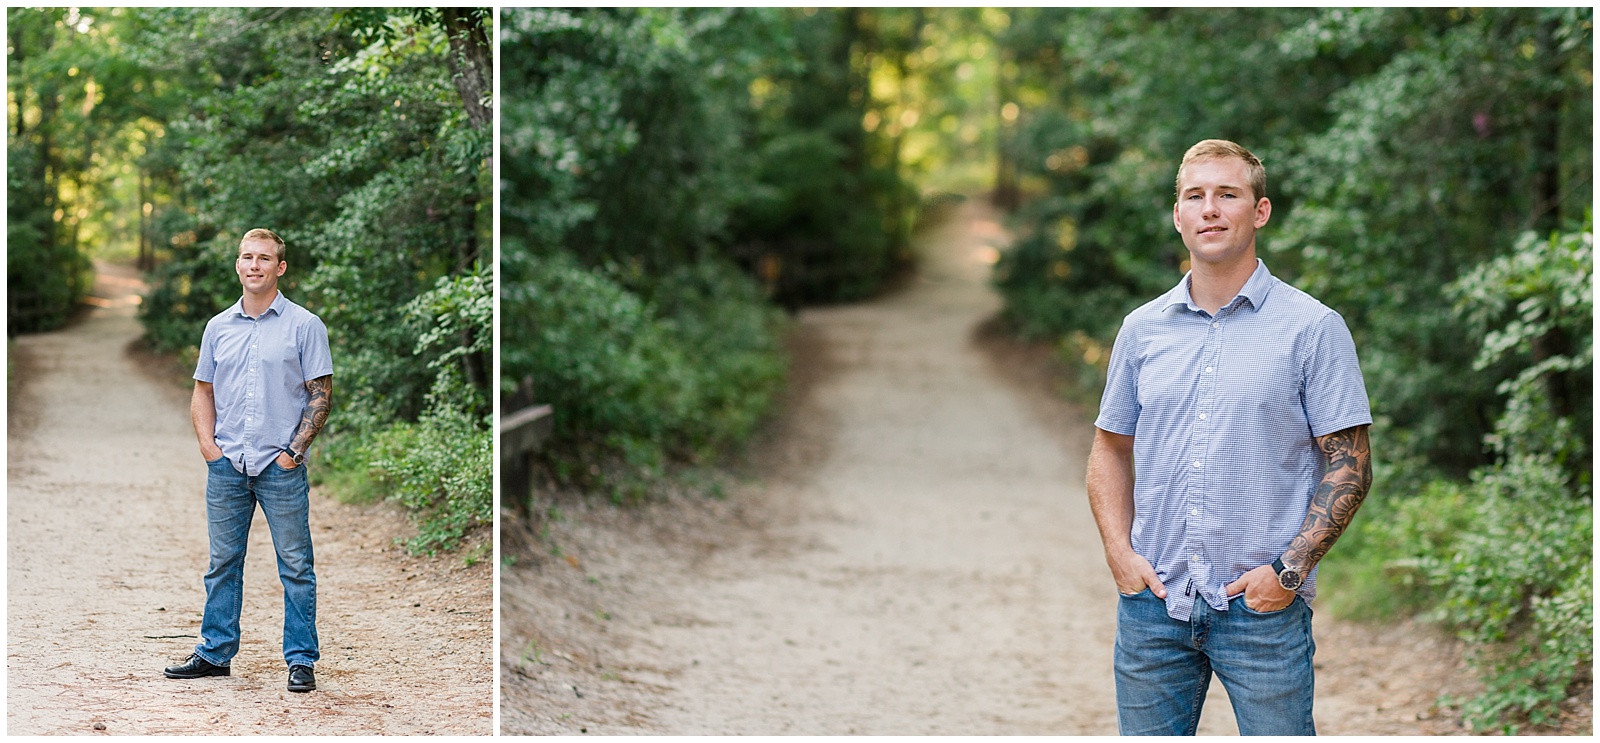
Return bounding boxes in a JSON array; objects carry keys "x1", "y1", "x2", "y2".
[{"x1": 439, "y1": 8, "x2": 492, "y2": 131}]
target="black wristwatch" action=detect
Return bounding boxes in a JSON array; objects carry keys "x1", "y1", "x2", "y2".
[
  {"x1": 1271, "y1": 557, "x2": 1304, "y2": 591},
  {"x1": 287, "y1": 447, "x2": 306, "y2": 466}
]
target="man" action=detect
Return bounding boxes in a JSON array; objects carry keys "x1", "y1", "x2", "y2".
[
  {"x1": 163, "y1": 228, "x2": 333, "y2": 694},
  {"x1": 1087, "y1": 140, "x2": 1373, "y2": 735}
]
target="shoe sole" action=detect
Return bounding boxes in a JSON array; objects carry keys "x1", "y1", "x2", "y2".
[
  {"x1": 288, "y1": 684, "x2": 315, "y2": 693},
  {"x1": 163, "y1": 669, "x2": 230, "y2": 679}
]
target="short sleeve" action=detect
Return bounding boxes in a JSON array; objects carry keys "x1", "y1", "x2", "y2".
[
  {"x1": 1302, "y1": 311, "x2": 1372, "y2": 438},
  {"x1": 299, "y1": 315, "x2": 334, "y2": 381},
  {"x1": 194, "y1": 320, "x2": 217, "y2": 383},
  {"x1": 1095, "y1": 317, "x2": 1141, "y2": 436}
]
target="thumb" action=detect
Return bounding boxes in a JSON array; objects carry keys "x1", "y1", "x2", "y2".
[
  {"x1": 1145, "y1": 569, "x2": 1168, "y2": 599},
  {"x1": 1223, "y1": 577, "x2": 1242, "y2": 597}
]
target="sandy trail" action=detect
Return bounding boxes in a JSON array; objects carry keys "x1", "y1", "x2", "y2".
[
  {"x1": 502, "y1": 200, "x2": 1482, "y2": 735},
  {"x1": 7, "y1": 263, "x2": 492, "y2": 735}
]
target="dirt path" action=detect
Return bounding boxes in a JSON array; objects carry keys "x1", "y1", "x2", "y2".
[
  {"x1": 501, "y1": 200, "x2": 1484, "y2": 735},
  {"x1": 6, "y1": 263, "x2": 492, "y2": 735}
]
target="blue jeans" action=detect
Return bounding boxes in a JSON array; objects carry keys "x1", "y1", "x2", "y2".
[
  {"x1": 1114, "y1": 589, "x2": 1316, "y2": 735},
  {"x1": 195, "y1": 457, "x2": 319, "y2": 668}
]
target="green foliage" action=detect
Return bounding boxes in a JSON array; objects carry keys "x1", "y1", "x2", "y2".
[
  {"x1": 324, "y1": 266, "x2": 492, "y2": 554},
  {"x1": 1428, "y1": 223, "x2": 1593, "y2": 732},
  {"x1": 7, "y1": 134, "x2": 93, "y2": 332},
  {"x1": 362, "y1": 402, "x2": 492, "y2": 555},
  {"x1": 502, "y1": 248, "x2": 785, "y2": 502},
  {"x1": 1313, "y1": 477, "x2": 1474, "y2": 621},
  {"x1": 1433, "y1": 464, "x2": 1592, "y2": 733},
  {"x1": 1450, "y1": 225, "x2": 1593, "y2": 481},
  {"x1": 1320, "y1": 222, "x2": 1592, "y2": 732},
  {"x1": 500, "y1": 8, "x2": 771, "y2": 268},
  {"x1": 1281, "y1": 8, "x2": 1592, "y2": 477},
  {"x1": 6, "y1": 8, "x2": 126, "y2": 333},
  {"x1": 728, "y1": 8, "x2": 920, "y2": 303},
  {"x1": 500, "y1": 8, "x2": 914, "y2": 305}
]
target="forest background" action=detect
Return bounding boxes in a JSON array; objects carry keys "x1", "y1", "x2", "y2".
[
  {"x1": 503, "y1": 7, "x2": 1592, "y2": 734},
  {"x1": 8, "y1": 6, "x2": 494, "y2": 557}
]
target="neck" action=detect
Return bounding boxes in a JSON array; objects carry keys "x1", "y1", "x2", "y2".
[
  {"x1": 241, "y1": 289, "x2": 278, "y2": 318},
  {"x1": 1188, "y1": 253, "x2": 1257, "y2": 315}
]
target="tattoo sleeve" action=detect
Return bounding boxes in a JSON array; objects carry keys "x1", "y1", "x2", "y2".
[
  {"x1": 289, "y1": 375, "x2": 333, "y2": 455},
  {"x1": 1282, "y1": 425, "x2": 1373, "y2": 571}
]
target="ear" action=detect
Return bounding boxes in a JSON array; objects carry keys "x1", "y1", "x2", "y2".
[
  {"x1": 1253, "y1": 197, "x2": 1272, "y2": 229},
  {"x1": 275, "y1": 260, "x2": 288, "y2": 277},
  {"x1": 1173, "y1": 201, "x2": 1183, "y2": 233}
]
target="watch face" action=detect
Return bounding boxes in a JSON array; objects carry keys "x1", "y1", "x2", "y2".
[{"x1": 1279, "y1": 569, "x2": 1303, "y2": 591}]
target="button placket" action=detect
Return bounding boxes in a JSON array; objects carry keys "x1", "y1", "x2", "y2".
[
  {"x1": 243, "y1": 319, "x2": 260, "y2": 466},
  {"x1": 1186, "y1": 310, "x2": 1224, "y2": 594}
]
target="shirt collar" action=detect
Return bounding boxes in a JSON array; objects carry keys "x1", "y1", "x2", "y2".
[
  {"x1": 229, "y1": 291, "x2": 289, "y2": 319},
  {"x1": 1161, "y1": 259, "x2": 1275, "y2": 314}
]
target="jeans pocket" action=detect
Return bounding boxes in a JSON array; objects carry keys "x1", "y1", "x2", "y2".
[{"x1": 1238, "y1": 596, "x2": 1295, "y2": 616}]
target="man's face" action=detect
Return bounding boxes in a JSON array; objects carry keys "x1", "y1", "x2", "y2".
[
  {"x1": 236, "y1": 239, "x2": 286, "y2": 296},
  {"x1": 1173, "y1": 157, "x2": 1271, "y2": 268}
]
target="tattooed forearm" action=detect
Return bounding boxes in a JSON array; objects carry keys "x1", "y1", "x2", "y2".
[
  {"x1": 289, "y1": 375, "x2": 333, "y2": 455},
  {"x1": 1282, "y1": 425, "x2": 1373, "y2": 570}
]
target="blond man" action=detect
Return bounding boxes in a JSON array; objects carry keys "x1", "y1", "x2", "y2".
[{"x1": 1088, "y1": 141, "x2": 1373, "y2": 734}]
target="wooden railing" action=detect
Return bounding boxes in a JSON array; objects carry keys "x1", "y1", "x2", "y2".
[{"x1": 500, "y1": 378, "x2": 552, "y2": 515}]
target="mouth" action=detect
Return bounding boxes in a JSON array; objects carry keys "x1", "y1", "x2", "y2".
[{"x1": 1198, "y1": 226, "x2": 1227, "y2": 235}]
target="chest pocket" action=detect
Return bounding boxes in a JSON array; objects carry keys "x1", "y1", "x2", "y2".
[{"x1": 1217, "y1": 346, "x2": 1304, "y2": 429}]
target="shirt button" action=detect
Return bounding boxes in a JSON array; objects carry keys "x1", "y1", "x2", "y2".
[
  {"x1": 1190, "y1": 508, "x2": 1199, "y2": 516},
  {"x1": 1192, "y1": 460, "x2": 1202, "y2": 468},
  {"x1": 1191, "y1": 554, "x2": 1201, "y2": 562},
  {"x1": 1204, "y1": 366, "x2": 1214, "y2": 374},
  {"x1": 1198, "y1": 413, "x2": 1208, "y2": 420},
  {"x1": 1212, "y1": 321, "x2": 1220, "y2": 328}
]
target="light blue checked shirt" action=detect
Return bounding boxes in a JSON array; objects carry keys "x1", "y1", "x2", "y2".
[
  {"x1": 1095, "y1": 260, "x2": 1371, "y2": 621},
  {"x1": 195, "y1": 292, "x2": 333, "y2": 477}
]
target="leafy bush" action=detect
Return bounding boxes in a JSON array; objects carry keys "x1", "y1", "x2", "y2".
[
  {"x1": 1427, "y1": 224, "x2": 1593, "y2": 732},
  {"x1": 501, "y1": 247, "x2": 786, "y2": 502},
  {"x1": 362, "y1": 403, "x2": 492, "y2": 555},
  {"x1": 1313, "y1": 477, "x2": 1474, "y2": 621},
  {"x1": 1324, "y1": 223, "x2": 1592, "y2": 732},
  {"x1": 321, "y1": 265, "x2": 493, "y2": 555},
  {"x1": 1432, "y1": 463, "x2": 1592, "y2": 733}
]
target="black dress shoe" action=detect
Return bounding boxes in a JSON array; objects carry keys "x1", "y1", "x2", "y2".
[
  {"x1": 287, "y1": 664, "x2": 315, "y2": 692},
  {"x1": 164, "y1": 653, "x2": 230, "y2": 679}
]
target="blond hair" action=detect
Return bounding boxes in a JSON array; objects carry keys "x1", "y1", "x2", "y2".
[
  {"x1": 1177, "y1": 139, "x2": 1266, "y2": 202},
  {"x1": 240, "y1": 228, "x2": 286, "y2": 262}
]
